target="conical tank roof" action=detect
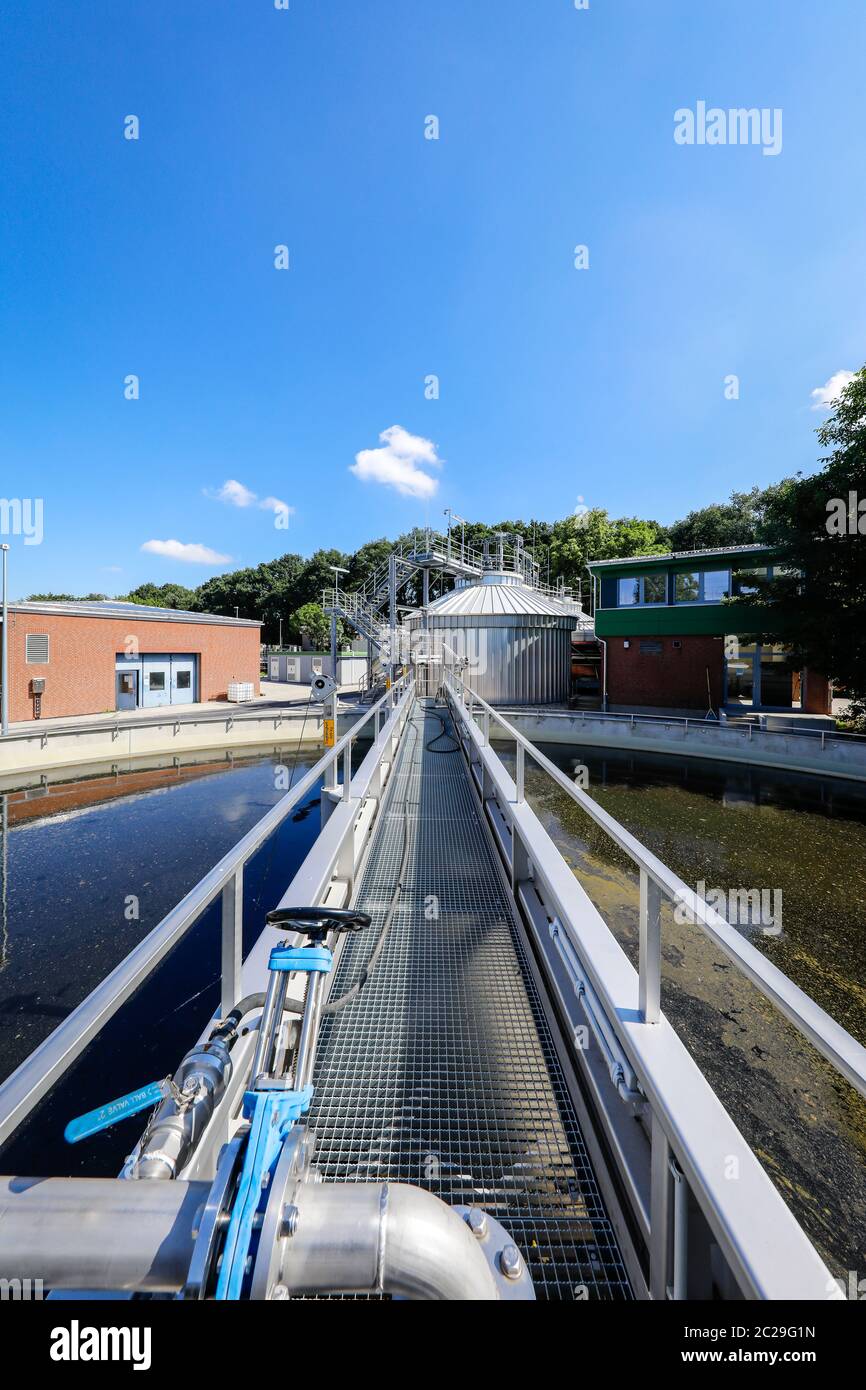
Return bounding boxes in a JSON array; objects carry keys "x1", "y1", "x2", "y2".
[{"x1": 417, "y1": 576, "x2": 576, "y2": 620}]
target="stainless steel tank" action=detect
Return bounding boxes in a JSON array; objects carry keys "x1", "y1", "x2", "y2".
[{"x1": 410, "y1": 573, "x2": 577, "y2": 705}]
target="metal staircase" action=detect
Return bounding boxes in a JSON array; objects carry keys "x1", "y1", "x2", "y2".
[{"x1": 324, "y1": 527, "x2": 587, "y2": 654}]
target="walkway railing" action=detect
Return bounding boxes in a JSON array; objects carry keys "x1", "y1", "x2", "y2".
[
  {"x1": 444, "y1": 670, "x2": 862, "y2": 1298},
  {"x1": 0, "y1": 675, "x2": 415, "y2": 1149},
  {"x1": 500, "y1": 704, "x2": 866, "y2": 747},
  {"x1": 447, "y1": 671, "x2": 866, "y2": 1096}
]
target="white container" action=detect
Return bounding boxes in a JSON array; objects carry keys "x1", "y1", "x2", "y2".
[{"x1": 227, "y1": 681, "x2": 254, "y2": 703}]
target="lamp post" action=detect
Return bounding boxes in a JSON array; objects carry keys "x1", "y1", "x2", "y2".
[
  {"x1": 1, "y1": 545, "x2": 8, "y2": 736},
  {"x1": 328, "y1": 565, "x2": 349, "y2": 673},
  {"x1": 443, "y1": 508, "x2": 467, "y2": 563}
]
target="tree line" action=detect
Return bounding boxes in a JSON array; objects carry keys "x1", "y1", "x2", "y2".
[{"x1": 29, "y1": 367, "x2": 866, "y2": 709}]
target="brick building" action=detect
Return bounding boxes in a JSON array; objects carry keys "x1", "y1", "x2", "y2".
[
  {"x1": 586, "y1": 544, "x2": 831, "y2": 716},
  {"x1": 1, "y1": 601, "x2": 261, "y2": 723}
]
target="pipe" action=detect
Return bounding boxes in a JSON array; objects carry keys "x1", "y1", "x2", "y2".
[
  {"x1": 0, "y1": 1177, "x2": 207, "y2": 1292},
  {"x1": 134, "y1": 1037, "x2": 233, "y2": 1180},
  {"x1": 277, "y1": 1181, "x2": 501, "y2": 1300}
]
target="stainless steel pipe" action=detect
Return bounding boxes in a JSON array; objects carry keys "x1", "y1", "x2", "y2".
[
  {"x1": 0, "y1": 1177, "x2": 207, "y2": 1292},
  {"x1": 276, "y1": 1181, "x2": 502, "y2": 1300}
]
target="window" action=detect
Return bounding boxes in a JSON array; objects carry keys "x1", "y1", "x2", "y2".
[
  {"x1": 674, "y1": 572, "x2": 700, "y2": 603},
  {"x1": 176, "y1": 670, "x2": 191, "y2": 690},
  {"x1": 642, "y1": 573, "x2": 666, "y2": 604},
  {"x1": 617, "y1": 574, "x2": 665, "y2": 606},
  {"x1": 702, "y1": 570, "x2": 731, "y2": 602},
  {"x1": 149, "y1": 672, "x2": 166, "y2": 691},
  {"x1": 640, "y1": 640, "x2": 663, "y2": 654},
  {"x1": 732, "y1": 568, "x2": 768, "y2": 597},
  {"x1": 25, "y1": 633, "x2": 49, "y2": 663}
]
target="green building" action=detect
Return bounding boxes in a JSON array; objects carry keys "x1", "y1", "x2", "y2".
[{"x1": 586, "y1": 544, "x2": 829, "y2": 715}]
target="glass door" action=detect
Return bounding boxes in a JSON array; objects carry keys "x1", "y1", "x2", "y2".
[{"x1": 725, "y1": 642, "x2": 756, "y2": 705}]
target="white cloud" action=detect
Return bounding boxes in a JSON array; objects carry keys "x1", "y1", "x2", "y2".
[
  {"x1": 350, "y1": 425, "x2": 443, "y2": 499},
  {"x1": 212, "y1": 479, "x2": 257, "y2": 507},
  {"x1": 141, "y1": 539, "x2": 231, "y2": 565},
  {"x1": 207, "y1": 478, "x2": 293, "y2": 517},
  {"x1": 810, "y1": 369, "x2": 855, "y2": 411}
]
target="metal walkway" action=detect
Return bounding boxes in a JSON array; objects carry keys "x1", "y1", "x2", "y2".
[{"x1": 309, "y1": 701, "x2": 631, "y2": 1300}]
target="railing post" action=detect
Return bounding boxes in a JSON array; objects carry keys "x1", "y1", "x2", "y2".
[
  {"x1": 670, "y1": 1157, "x2": 688, "y2": 1300},
  {"x1": 515, "y1": 740, "x2": 525, "y2": 803},
  {"x1": 639, "y1": 868, "x2": 662, "y2": 1024},
  {"x1": 220, "y1": 867, "x2": 243, "y2": 1016},
  {"x1": 483, "y1": 710, "x2": 490, "y2": 748},
  {"x1": 342, "y1": 741, "x2": 352, "y2": 802},
  {"x1": 649, "y1": 1112, "x2": 672, "y2": 1300}
]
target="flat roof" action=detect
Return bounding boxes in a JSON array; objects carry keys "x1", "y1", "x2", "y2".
[
  {"x1": 586, "y1": 542, "x2": 772, "y2": 570},
  {"x1": 6, "y1": 600, "x2": 260, "y2": 627}
]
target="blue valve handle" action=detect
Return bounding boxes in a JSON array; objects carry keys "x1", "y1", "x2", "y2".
[{"x1": 64, "y1": 1079, "x2": 170, "y2": 1145}]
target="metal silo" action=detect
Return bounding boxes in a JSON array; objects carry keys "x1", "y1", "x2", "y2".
[{"x1": 410, "y1": 573, "x2": 578, "y2": 705}]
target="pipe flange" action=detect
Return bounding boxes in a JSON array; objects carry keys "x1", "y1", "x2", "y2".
[
  {"x1": 249, "y1": 1126, "x2": 317, "y2": 1301},
  {"x1": 454, "y1": 1207, "x2": 536, "y2": 1300},
  {"x1": 184, "y1": 1131, "x2": 247, "y2": 1300}
]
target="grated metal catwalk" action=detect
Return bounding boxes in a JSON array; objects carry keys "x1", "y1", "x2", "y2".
[{"x1": 309, "y1": 700, "x2": 632, "y2": 1300}]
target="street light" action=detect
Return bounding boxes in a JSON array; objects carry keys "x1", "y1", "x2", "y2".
[
  {"x1": 328, "y1": 566, "x2": 350, "y2": 668},
  {"x1": 443, "y1": 508, "x2": 467, "y2": 561},
  {"x1": 329, "y1": 564, "x2": 349, "y2": 603},
  {"x1": 1, "y1": 545, "x2": 8, "y2": 736}
]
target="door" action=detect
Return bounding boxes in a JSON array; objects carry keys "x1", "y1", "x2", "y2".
[
  {"x1": 142, "y1": 657, "x2": 172, "y2": 708},
  {"x1": 269, "y1": 657, "x2": 280, "y2": 680},
  {"x1": 170, "y1": 655, "x2": 196, "y2": 705},
  {"x1": 115, "y1": 670, "x2": 139, "y2": 711}
]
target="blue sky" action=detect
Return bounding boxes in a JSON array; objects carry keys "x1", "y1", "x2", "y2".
[{"x1": 1, "y1": 0, "x2": 864, "y2": 597}]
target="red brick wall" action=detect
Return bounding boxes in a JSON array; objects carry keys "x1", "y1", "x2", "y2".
[
  {"x1": 4, "y1": 613, "x2": 261, "y2": 722},
  {"x1": 605, "y1": 635, "x2": 725, "y2": 711}
]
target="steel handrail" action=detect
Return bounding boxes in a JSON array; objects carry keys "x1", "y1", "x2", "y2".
[
  {"x1": 0, "y1": 699, "x2": 339, "y2": 747},
  {"x1": 445, "y1": 671, "x2": 866, "y2": 1100},
  {"x1": 496, "y1": 704, "x2": 866, "y2": 745},
  {"x1": 0, "y1": 675, "x2": 415, "y2": 1148}
]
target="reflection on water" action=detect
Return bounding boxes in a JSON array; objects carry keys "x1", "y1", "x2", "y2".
[
  {"x1": 508, "y1": 742, "x2": 866, "y2": 1274},
  {"x1": 0, "y1": 748, "x2": 330, "y2": 1177}
]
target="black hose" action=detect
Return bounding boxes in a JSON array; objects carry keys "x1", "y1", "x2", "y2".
[
  {"x1": 419, "y1": 705, "x2": 459, "y2": 754},
  {"x1": 322, "y1": 713, "x2": 421, "y2": 1014},
  {"x1": 208, "y1": 991, "x2": 302, "y2": 1049}
]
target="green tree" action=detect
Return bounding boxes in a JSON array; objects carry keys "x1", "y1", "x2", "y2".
[
  {"x1": 123, "y1": 582, "x2": 197, "y2": 609},
  {"x1": 292, "y1": 601, "x2": 331, "y2": 651},
  {"x1": 730, "y1": 366, "x2": 866, "y2": 715},
  {"x1": 668, "y1": 484, "x2": 792, "y2": 552},
  {"x1": 548, "y1": 510, "x2": 669, "y2": 607}
]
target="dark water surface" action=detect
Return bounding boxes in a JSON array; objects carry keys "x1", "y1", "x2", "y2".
[
  {"x1": 508, "y1": 741, "x2": 866, "y2": 1275},
  {"x1": 0, "y1": 748, "x2": 331, "y2": 1177}
]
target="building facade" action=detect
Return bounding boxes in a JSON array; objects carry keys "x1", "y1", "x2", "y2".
[
  {"x1": 2, "y1": 601, "x2": 261, "y2": 723},
  {"x1": 587, "y1": 544, "x2": 831, "y2": 716}
]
